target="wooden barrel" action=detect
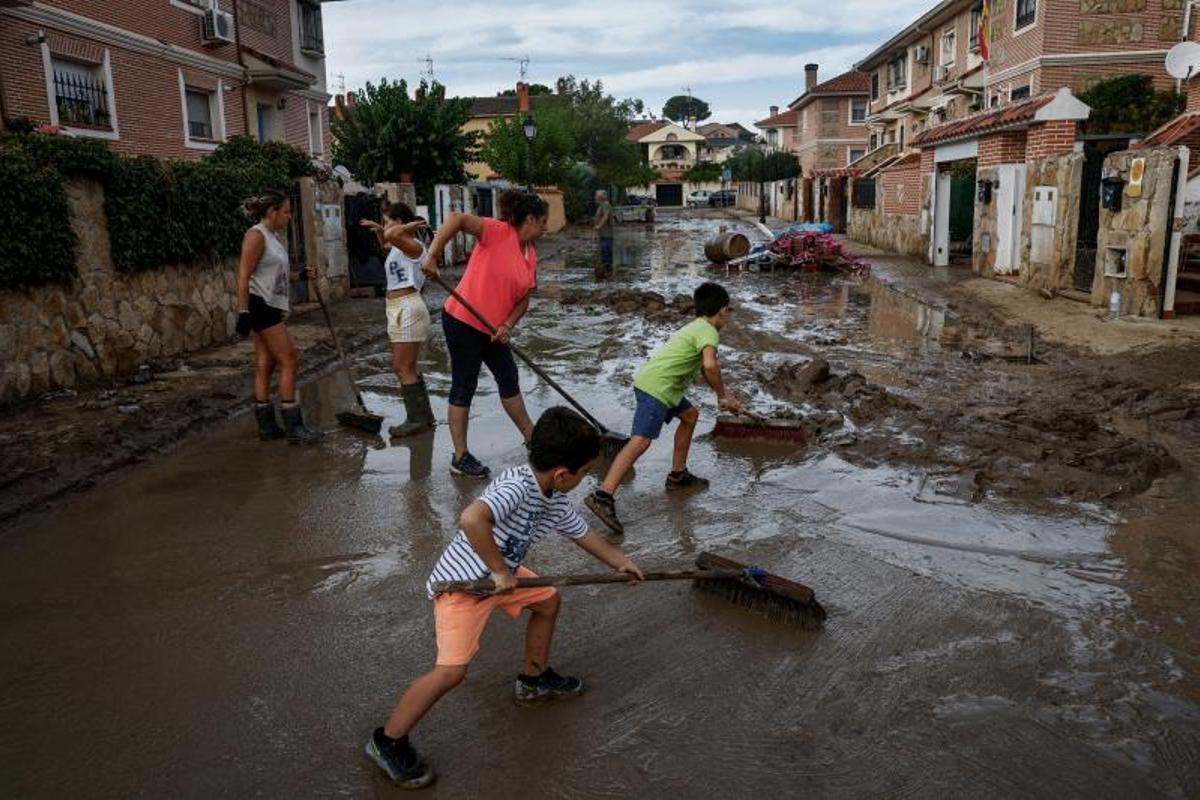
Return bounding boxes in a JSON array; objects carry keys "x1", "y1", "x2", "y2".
[{"x1": 704, "y1": 232, "x2": 750, "y2": 263}]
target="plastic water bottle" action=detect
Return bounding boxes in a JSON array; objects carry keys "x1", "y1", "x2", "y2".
[{"x1": 1109, "y1": 291, "x2": 1121, "y2": 321}]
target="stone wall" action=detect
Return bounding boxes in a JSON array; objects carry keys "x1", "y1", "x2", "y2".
[
  {"x1": 848, "y1": 204, "x2": 927, "y2": 258},
  {"x1": 1019, "y1": 152, "x2": 1084, "y2": 292},
  {"x1": 0, "y1": 176, "x2": 348, "y2": 405},
  {"x1": 1093, "y1": 147, "x2": 1179, "y2": 317}
]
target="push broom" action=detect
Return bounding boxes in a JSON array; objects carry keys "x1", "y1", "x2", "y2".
[
  {"x1": 310, "y1": 277, "x2": 385, "y2": 434},
  {"x1": 430, "y1": 551, "x2": 826, "y2": 629},
  {"x1": 712, "y1": 410, "x2": 807, "y2": 444},
  {"x1": 431, "y1": 274, "x2": 630, "y2": 457}
]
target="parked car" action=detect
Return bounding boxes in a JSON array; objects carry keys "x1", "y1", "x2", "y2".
[
  {"x1": 687, "y1": 190, "x2": 711, "y2": 207},
  {"x1": 624, "y1": 194, "x2": 657, "y2": 206},
  {"x1": 708, "y1": 189, "x2": 736, "y2": 207}
]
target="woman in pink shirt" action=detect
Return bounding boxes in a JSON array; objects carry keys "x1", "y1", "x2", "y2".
[{"x1": 423, "y1": 190, "x2": 549, "y2": 479}]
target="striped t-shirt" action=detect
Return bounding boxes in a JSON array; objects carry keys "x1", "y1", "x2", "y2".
[{"x1": 426, "y1": 465, "x2": 590, "y2": 598}]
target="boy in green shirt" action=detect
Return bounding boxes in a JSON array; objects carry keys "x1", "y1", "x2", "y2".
[{"x1": 586, "y1": 282, "x2": 743, "y2": 534}]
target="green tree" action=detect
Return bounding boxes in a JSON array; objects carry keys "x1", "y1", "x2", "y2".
[
  {"x1": 331, "y1": 78, "x2": 477, "y2": 197},
  {"x1": 1078, "y1": 74, "x2": 1184, "y2": 135},
  {"x1": 685, "y1": 161, "x2": 722, "y2": 182},
  {"x1": 498, "y1": 84, "x2": 553, "y2": 97},
  {"x1": 554, "y1": 76, "x2": 648, "y2": 187},
  {"x1": 479, "y1": 103, "x2": 576, "y2": 187},
  {"x1": 662, "y1": 95, "x2": 712, "y2": 124},
  {"x1": 727, "y1": 147, "x2": 799, "y2": 182}
]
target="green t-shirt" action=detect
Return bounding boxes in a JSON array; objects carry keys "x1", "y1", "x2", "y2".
[
  {"x1": 595, "y1": 201, "x2": 614, "y2": 240},
  {"x1": 633, "y1": 318, "x2": 720, "y2": 408}
]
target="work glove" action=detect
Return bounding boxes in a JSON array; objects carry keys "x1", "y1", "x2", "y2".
[{"x1": 236, "y1": 312, "x2": 252, "y2": 337}]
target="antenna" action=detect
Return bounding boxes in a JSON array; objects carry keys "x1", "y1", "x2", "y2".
[
  {"x1": 334, "y1": 72, "x2": 346, "y2": 94},
  {"x1": 417, "y1": 54, "x2": 435, "y2": 82},
  {"x1": 502, "y1": 56, "x2": 531, "y2": 81},
  {"x1": 1165, "y1": 41, "x2": 1200, "y2": 80}
]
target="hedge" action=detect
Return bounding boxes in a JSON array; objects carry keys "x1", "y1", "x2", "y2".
[{"x1": 0, "y1": 131, "x2": 318, "y2": 288}]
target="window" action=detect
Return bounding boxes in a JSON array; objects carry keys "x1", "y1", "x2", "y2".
[
  {"x1": 899, "y1": 124, "x2": 905, "y2": 149},
  {"x1": 185, "y1": 88, "x2": 214, "y2": 139},
  {"x1": 871, "y1": 72, "x2": 880, "y2": 101},
  {"x1": 852, "y1": 178, "x2": 876, "y2": 209},
  {"x1": 887, "y1": 55, "x2": 907, "y2": 91},
  {"x1": 869, "y1": 132, "x2": 878, "y2": 150},
  {"x1": 969, "y1": 3, "x2": 982, "y2": 50},
  {"x1": 990, "y1": 93, "x2": 1000, "y2": 108},
  {"x1": 941, "y1": 28, "x2": 956, "y2": 66},
  {"x1": 51, "y1": 57, "x2": 111, "y2": 130},
  {"x1": 848, "y1": 148, "x2": 866, "y2": 164},
  {"x1": 850, "y1": 98, "x2": 867, "y2": 124},
  {"x1": 299, "y1": 0, "x2": 324, "y2": 54},
  {"x1": 1010, "y1": 85, "x2": 1031, "y2": 101},
  {"x1": 1015, "y1": 0, "x2": 1036, "y2": 30}
]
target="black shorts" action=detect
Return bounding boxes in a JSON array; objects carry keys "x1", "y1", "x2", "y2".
[
  {"x1": 442, "y1": 312, "x2": 520, "y2": 407},
  {"x1": 248, "y1": 293, "x2": 285, "y2": 333}
]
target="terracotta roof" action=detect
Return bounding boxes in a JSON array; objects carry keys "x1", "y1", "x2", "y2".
[
  {"x1": 468, "y1": 95, "x2": 558, "y2": 117},
  {"x1": 1140, "y1": 111, "x2": 1200, "y2": 147},
  {"x1": 910, "y1": 94, "x2": 1056, "y2": 147},
  {"x1": 789, "y1": 71, "x2": 872, "y2": 108},
  {"x1": 240, "y1": 45, "x2": 316, "y2": 82},
  {"x1": 755, "y1": 109, "x2": 799, "y2": 129},
  {"x1": 860, "y1": 151, "x2": 920, "y2": 177},
  {"x1": 625, "y1": 121, "x2": 669, "y2": 141}
]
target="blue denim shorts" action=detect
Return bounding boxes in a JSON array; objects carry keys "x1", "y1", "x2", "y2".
[{"x1": 631, "y1": 388, "x2": 693, "y2": 440}]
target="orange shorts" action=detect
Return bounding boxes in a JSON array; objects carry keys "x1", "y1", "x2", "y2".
[{"x1": 433, "y1": 567, "x2": 557, "y2": 666}]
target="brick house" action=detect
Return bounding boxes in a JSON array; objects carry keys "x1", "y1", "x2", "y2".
[
  {"x1": 625, "y1": 120, "x2": 708, "y2": 206},
  {"x1": 0, "y1": 0, "x2": 337, "y2": 161}
]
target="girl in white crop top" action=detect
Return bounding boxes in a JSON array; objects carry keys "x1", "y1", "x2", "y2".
[{"x1": 361, "y1": 201, "x2": 435, "y2": 437}]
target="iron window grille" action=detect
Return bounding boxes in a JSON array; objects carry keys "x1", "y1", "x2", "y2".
[
  {"x1": 185, "y1": 89, "x2": 214, "y2": 139},
  {"x1": 1016, "y1": 0, "x2": 1036, "y2": 29},
  {"x1": 887, "y1": 57, "x2": 907, "y2": 91},
  {"x1": 852, "y1": 179, "x2": 876, "y2": 209},
  {"x1": 299, "y1": 1, "x2": 324, "y2": 54},
  {"x1": 53, "y1": 66, "x2": 111, "y2": 129},
  {"x1": 969, "y1": 4, "x2": 982, "y2": 49}
]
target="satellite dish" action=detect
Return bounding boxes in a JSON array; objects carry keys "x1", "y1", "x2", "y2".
[{"x1": 1165, "y1": 41, "x2": 1200, "y2": 80}]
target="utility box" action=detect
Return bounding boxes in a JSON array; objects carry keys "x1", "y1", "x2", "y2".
[{"x1": 1032, "y1": 186, "x2": 1057, "y2": 225}]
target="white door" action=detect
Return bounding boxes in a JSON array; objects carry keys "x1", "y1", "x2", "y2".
[
  {"x1": 934, "y1": 171, "x2": 951, "y2": 266},
  {"x1": 995, "y1": 166, "x2": 1016, "y2": 273}
]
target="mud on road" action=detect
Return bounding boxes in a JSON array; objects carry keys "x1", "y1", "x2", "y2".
[{"x1": 1, "y1": 210, "x2": 1199, "y2": 797}]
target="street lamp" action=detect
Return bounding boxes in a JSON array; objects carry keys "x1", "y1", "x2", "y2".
[{"x1": 522, "y1": 114, "x2": 536, "y2": 191}]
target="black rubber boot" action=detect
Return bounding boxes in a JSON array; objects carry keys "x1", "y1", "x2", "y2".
[
  {"x1": 254, "y1": 402, "x2": 286, "y2": 440},
  {"x1": 389, "y1": 376, "x2": 435, "y2": 438},
  {"x1": 281, "y1": 404, "x2": 323, "y2": 445}
]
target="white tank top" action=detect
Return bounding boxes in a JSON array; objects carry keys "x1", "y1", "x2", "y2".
[
  {"x1": 248, "y1": 223, "x2": 291, "y2": 311},
  {"x1": 385, "y1": 240, "x2": 426, "y2": 291}
]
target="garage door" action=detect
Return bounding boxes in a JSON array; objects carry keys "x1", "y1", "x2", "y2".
[{"x1": 656, "y1": 183, "x2": 683, "y2": 207}]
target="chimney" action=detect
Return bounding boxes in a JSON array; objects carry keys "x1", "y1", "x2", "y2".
[
  {"x1": 805, "y1": 63, "x2": 819, "y2": 91},
  {"x1": 517, "y1": 82, "x2": 529, "y2": 113},
  {"x1": 769, "y1": 105, "x2": 779, "y2": 117}
]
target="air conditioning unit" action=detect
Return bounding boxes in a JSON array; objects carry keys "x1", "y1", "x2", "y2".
[
  {"x1": 202, "y1": 8, "x2": 235, "y2": 45},
  {"x1": 934, "y1": 65, "x2": 950, "y2": 82},
  {"x1": 915, "y1": 45, "x2": 930, "y2": 64}
]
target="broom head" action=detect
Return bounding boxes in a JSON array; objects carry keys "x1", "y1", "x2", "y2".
[
  {"x1": 711, "y1": 415, "x2": 807, "y2": 444},
  {"x1": 694, "y1": 551, "x2": 826, "y2": 629}
]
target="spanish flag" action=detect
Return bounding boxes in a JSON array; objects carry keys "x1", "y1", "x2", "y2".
[{"x1": 978, "y1": 0, "x2": 991, "y2": 61}]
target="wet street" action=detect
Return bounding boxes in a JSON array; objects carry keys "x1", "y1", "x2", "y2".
[{"x1": 2, "y1": 210, "x2": 1198, "y2": 797}]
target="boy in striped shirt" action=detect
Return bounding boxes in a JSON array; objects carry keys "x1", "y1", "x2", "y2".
[{"x1": 366, "y1": 406, "x2": 644, "y2": 789}]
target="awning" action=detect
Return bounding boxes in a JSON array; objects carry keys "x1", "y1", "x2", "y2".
[{"x1": 242, "y1": 46, "x2": 316, "y2": 91}]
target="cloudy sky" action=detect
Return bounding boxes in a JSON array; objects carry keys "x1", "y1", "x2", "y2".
[{"x1": 323, "y1": 0, "x2": 933, "y2": 128}]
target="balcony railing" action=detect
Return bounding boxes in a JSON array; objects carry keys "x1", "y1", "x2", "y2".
[
  {"x1": 54, "y1": 69, "x2": 110, "y2": 129},
  {"x1": 189, "y1": 120, "x2": 212, "y2": 139}
]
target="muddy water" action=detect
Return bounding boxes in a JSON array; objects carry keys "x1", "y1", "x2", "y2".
[{"x1": 2, "y1": 210, "x2": 1198, "y2": 796}]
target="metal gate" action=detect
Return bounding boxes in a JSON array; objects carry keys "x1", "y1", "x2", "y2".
[
  {"x1": 948, "y1": 171, "x2": 975, "y2": 261},
  {"x1": 1075, "y1": 138, "x2": 1129, "y2": 292},
  {"x1": 342, "y1": 192, "x2": 385, "y2": 290},
  {"x1": 655, "y1": 183, "x2": 683, "y2": 207}
]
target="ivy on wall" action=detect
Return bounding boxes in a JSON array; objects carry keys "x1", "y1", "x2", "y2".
[{"x1": 0, "y1": 130, "x2": 319, "y2": 288}]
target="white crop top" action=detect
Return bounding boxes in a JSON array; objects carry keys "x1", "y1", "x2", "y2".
[{"x1": 385, "y1": 240, "x2": 426, "y2": 292}]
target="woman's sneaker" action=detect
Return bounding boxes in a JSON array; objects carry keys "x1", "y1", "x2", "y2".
[
  {"x1": 364, "y1": 728, "x2": 436, "y2": 789},
  {"x1": 585, "y1": 490, "x2": 624, "y2": 535},
  {"x1": 665, "y1": 468, "x2": 709, "y2": 490},
  {"x1": 449, "y1": 451, "x2": 490, "y2": 479},
  {"x1": 514, "y1": 667, "x2": 585, "y2": 703}
]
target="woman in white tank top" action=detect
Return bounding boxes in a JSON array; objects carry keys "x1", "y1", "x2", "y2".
[
  {"x1": 361, "y1": 201, "x2": 435, "y2": 438},
  {"x1": 235, "y1": 189, "x2": 322, "y2": 444}
]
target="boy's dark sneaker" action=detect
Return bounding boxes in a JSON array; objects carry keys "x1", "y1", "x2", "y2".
[
  {"x1": 365, "y1": 728, "x2": 436, "y2": 789},
  {"x1": 665, "y1": 469, "x2": 709, "y2": 490},
  {"x1": 449, "y1": 451, "x2": 490, "y2": 479},
  {"x1": 514, "y1": 667, "x2": 585, "y2": 703},
  {"x1": 585, "y1": 490, "x2": 624, "y2": 535}
]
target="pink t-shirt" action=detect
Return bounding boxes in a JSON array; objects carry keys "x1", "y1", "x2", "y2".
[{"x1": 444, "y1": 218, "x2": 537, "y2": 335}]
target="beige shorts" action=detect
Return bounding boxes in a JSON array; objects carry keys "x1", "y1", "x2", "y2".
[{"x1": 386, "y1": 293, "x2": 431, "y2": 343}]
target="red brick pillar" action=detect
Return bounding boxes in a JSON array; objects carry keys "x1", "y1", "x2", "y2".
[{"x1": 1025, "y1": 120, "x2": 1077, "y2": 161}]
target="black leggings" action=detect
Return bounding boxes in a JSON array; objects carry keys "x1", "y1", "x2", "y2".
[{"x1": 442, "y1": 312, "x2": 520, "y2": 407}]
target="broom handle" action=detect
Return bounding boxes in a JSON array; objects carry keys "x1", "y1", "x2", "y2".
[
  {"x1": 430, "y1": 274, "x2": 612, "y2": 435},
  {"x1": 431, "y1": 568, "x2": 747, "y2": 593},
  {"x1": 310, "y1": 275, "x2": 366, "y2": 407}
]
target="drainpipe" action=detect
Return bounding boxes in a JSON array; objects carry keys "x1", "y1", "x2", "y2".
[
  {"x1": 232, "y1": 0, "x2": 252, "y2": 138},
  {"x1": 1162, "y1": 145, "x2": 1189, "y2": 318},
  {"x1": 1179, "y1": 1, "x2": 1197, "y2": 95}
]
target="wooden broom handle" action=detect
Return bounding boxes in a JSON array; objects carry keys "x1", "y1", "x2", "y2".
[{"x1": 430, "y1": 569, "x2": 747, "y2": 593}]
